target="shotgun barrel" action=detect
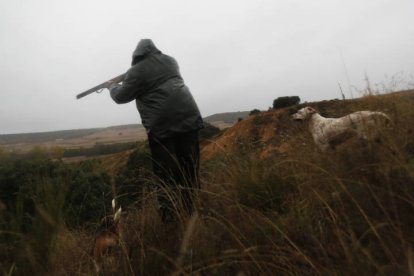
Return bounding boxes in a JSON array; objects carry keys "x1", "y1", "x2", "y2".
[{"x1": 76, "y1": 73, "x2": 126, "y2": 99}]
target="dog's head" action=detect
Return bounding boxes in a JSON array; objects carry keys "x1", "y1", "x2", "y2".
[
  {"x1": 291, "y1": 106, "x2": 317, "y2": 121},
  {"x1": 95, "y1": 200, "x2": 122, "y2": 235}
]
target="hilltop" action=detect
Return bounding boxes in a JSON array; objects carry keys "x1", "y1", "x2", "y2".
[
  {"x1": 202, "y1": 89, "x2": 414, "y2": 160},
  {"x1": 204, "y1": 111, "x2": 250, "y2": 129}
]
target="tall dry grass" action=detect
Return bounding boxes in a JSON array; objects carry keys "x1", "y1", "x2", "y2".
[{"x1": 2, "y1": 91, "x2": 414, "y2": 275}]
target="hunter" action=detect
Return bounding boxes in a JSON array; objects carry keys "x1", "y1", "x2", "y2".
[{"x1": 108, "y1": 39, "x2": 203, "y2": 223}]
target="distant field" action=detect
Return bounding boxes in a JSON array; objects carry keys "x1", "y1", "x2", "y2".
[
  {"x1": 0, "y1": 112, "x2": 248, "y2": 153},
  {"x1": 0, "y1": 125, "x2": 147, "y2": 154}
]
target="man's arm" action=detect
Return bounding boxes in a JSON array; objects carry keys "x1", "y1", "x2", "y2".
[{"x1": 109, "y1": 69, "x2": 143, "y2": 104}]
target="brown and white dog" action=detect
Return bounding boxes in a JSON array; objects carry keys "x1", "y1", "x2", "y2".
[
  {"x1": 291, "y1": 106, "x2": 391, "y2": 151},
  {"x1": 92, "y1": 199, "x2": 122, "y2": 273}
]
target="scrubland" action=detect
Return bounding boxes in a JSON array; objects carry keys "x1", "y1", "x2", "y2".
[{"x1": 1, "y1": 90, "x2": 414, "y2": 275}]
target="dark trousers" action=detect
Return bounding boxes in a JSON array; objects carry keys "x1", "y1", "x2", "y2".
[{"x1": 148, "y1": 130, "x2": 200, "y2": 221}]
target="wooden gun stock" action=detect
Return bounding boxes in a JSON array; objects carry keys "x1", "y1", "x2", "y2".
[{"x1": 76, "y1": 73, "x2": 126, "y2": 99}]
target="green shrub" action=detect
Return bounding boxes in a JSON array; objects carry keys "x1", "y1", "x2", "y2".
[
  {"x1": 0, "y1": 158, "x2": 112, "y2": 229},
  {"x1": 62, "y1": 141, "x2": 138, "y2": 157},
  {"x1": 273, "y1": 96, "x2": 300, "y2": 109},
  {"x1": 115, "y1": 144, "x2": 153, "y2": 208},
  {"x1": 64, "y1": 160, "x2": 112, "y2": 228},
  {"x1": 249, "y1": 109, "x2": 261, "y2": 116}
]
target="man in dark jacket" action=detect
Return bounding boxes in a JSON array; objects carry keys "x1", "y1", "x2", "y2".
[{"x1": 108, "y1": 39, "x2": 203, "y2": 222}]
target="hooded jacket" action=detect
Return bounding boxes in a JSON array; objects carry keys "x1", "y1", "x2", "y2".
[{"x1": 109, "y1": 39, "x2": 203, "y2": 140}]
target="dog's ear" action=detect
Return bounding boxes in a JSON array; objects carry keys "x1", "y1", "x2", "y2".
[
  {"x1": 114, "y1": 207, "x2": 122, "y2": 223},
  {"x1": 308, "y1": 107, "x2": 316, "y2": 114}
]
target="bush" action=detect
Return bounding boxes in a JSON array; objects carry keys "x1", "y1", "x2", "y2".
[
  {"x1": 62, "y1": 141, "x2": 138, "y2": 157},
  {"x1": 0, "y1": 158, "x2": 112, "y2": 274},
  {"x1": 64, "y1": 160, "x2": 112, "y2": 227},
  {"x1": 0, "y1": 158, "x2": 112, "y2": 229},
  {"x1": 115, "y1": 143, "x2": 153, "y2": 208},
  {"x1": 273, "y1": 96, "x2": 300, "y2": 109},
  {"x1": 249, "y1": 109, "x2": 261, "y2": 116}
]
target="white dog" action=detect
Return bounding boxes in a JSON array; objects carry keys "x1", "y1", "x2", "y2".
[{"x1": 291, "y1": 106, "x2": 391, "y2": 151}]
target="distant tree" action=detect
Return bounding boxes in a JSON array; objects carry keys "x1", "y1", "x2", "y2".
[
  {"x1": 238, "y1": 117, "x2": 243, "y2": 122},
  {"x1": 273, "y1": 96, "x2": 300, "y2": 109},
  {"x1": 249, "y1": 109, "x2": 261, "y2": 116}
]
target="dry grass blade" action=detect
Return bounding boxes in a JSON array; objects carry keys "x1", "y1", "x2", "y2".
[{"x1": 173, "y1": 211, "x2": 199, "y2": 275}]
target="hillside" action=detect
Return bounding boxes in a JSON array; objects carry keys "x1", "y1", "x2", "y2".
[
  {"x1": 1, "y1": 89, "x2": 414, "y2": 275},
  {"x1": 202, "y1": 89, "x2": 414, "y2": 160}
]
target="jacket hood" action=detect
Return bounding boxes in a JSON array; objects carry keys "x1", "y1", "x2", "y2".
[{"x1": 132, "y1": 39, "x2": 161, "y2": 65}]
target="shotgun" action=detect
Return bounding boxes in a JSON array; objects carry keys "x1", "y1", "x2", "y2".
[{"x1": 76, "y1": 73, "x2": 126, "y2": 99}]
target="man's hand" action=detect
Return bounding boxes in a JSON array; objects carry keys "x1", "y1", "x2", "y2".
[
  {"x1": 105, "y1": 81, "x2": 118, "y2": 90},
  {"x1": 76, "y1": 73, "x2": 125, "y2": 99}
]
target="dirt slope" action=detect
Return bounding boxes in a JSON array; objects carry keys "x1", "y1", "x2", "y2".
[
  {"x1": 201, "y1": 89, "x2": 414, "y2": 160},
  {"x1": 201, "y1": 109, "x2": 292, "y2": 160}
]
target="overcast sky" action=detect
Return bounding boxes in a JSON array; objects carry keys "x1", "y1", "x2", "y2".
[{"x1": 1, "y1": 0, "x2": 413, "y2": 134}]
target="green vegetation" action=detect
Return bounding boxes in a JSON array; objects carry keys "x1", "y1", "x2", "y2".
[
  {"x1": 115, "y1": 143, "x2": 153, "y2": 208},
  {"x1": 0, "y1": 128, "x2": 103, "y2": 145},
  {"x1": 1, "y1": 91, "x2": 414, "y2": 275},
  {"x1": 0, "y1": 142, "x2": 139, "y2": 161},
  {"x1": 273, "y1": 96, "x2": 301, "y2": 109},
  {"x1": 249, "y1": 109, "x2": 261, "y2": 116},
  {"x1": 63, "y1": 141, "x2": 138, "y2": 157},
  {"x1": 0, "y1": 157, "x2": 113, "y2": 274},
  {"x1": 0, "y1": 158, "x2": 112, "y2": 228}
]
